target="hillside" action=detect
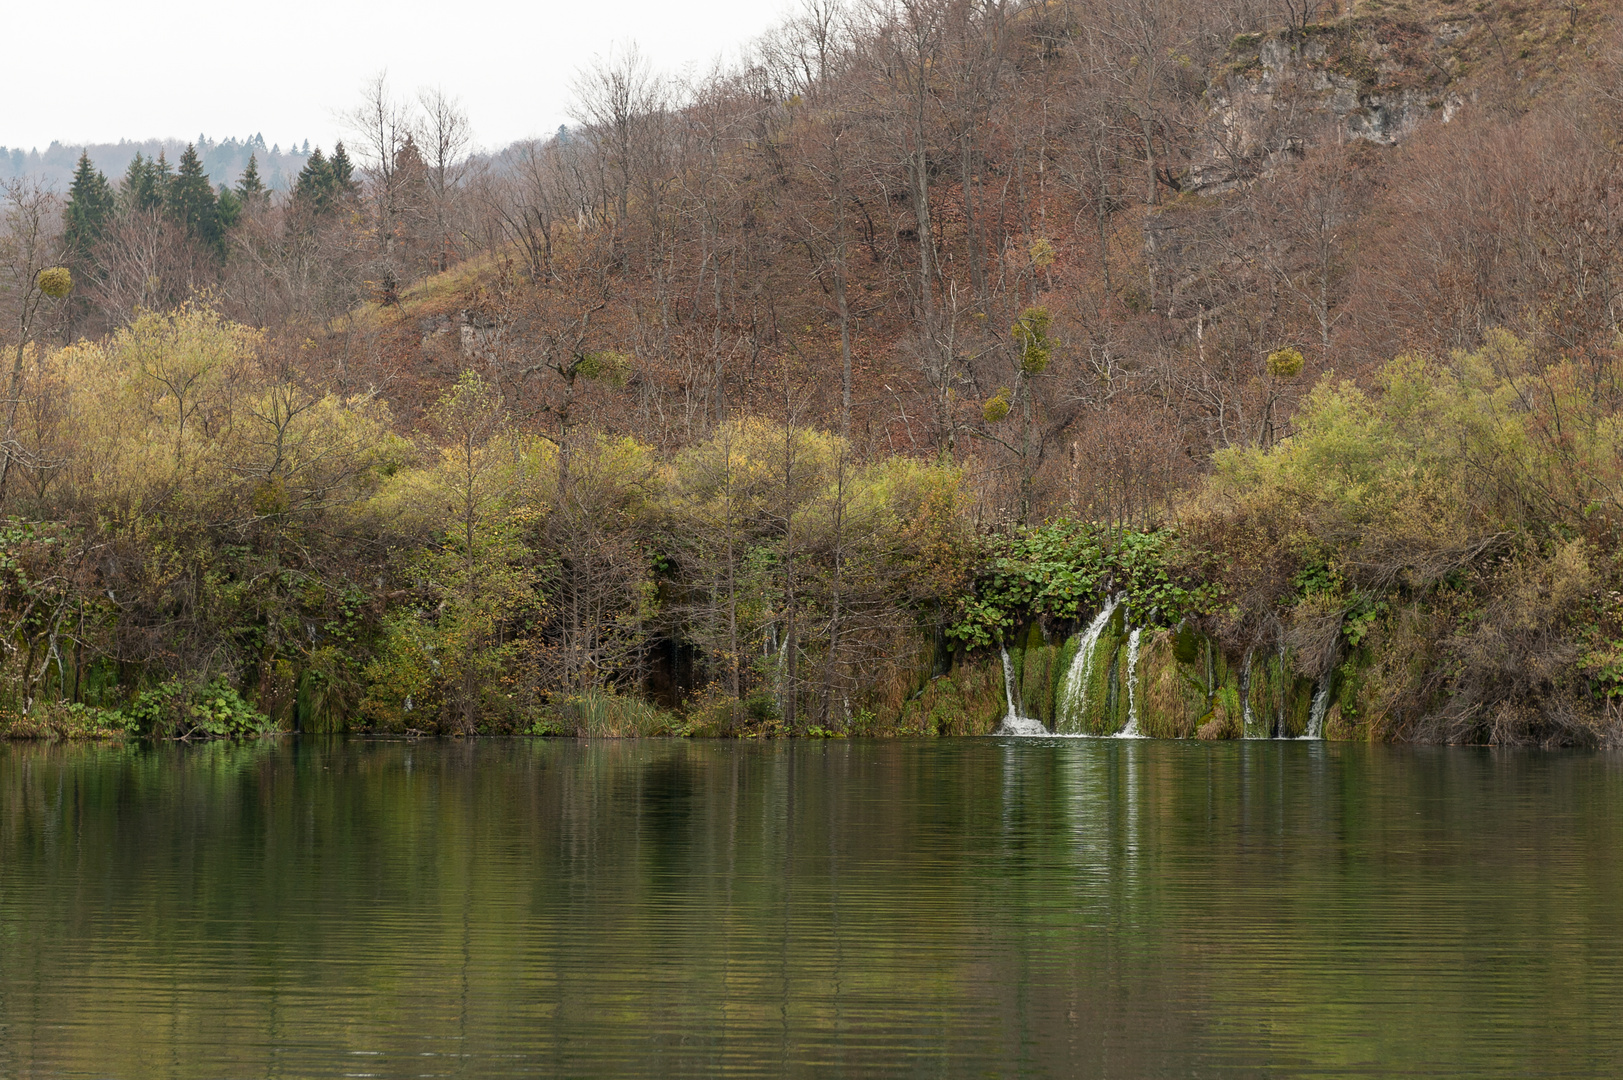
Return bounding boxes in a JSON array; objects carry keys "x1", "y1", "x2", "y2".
[
  {"x1": 320, "y1": 0, "x2": 1620, "y2": 520},
  {"x1": 1, "y1": 0, "x2": 1622, "y2": 745}
]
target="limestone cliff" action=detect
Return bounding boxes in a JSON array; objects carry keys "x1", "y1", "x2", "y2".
[{"x1": 1189, "y1": 4, "x2": 1582, "y2": 191}]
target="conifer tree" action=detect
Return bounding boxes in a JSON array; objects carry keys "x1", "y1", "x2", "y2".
[
  {"x1": 330, "y1": 142, "x2": 359, "y2": 197},
  {"x1": 62, "y1": 151, "x2": 114, "y2": 255},
  {"x1": 216, "y1": 185, "x2": 242, "y2": 231},
  {"x1": 167, "y1": 143, "x2": 222, "y2": 254},
  {"x1": 236, "y1": 153, "x2": 266, "y2": 201},
  {"x1": 294, "y1": 147, "x2": 336, "y2": 214},
  {"x1": 122, "y1": 152, "x2": 165, "y2": 213},
  {"x1": 152, "y1": 151, "x2": 174, "y2": 191}
]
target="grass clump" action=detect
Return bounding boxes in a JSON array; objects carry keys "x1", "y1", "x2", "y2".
[{"x1": 531, "y1": 689, "x2": 681, "y2": 737}]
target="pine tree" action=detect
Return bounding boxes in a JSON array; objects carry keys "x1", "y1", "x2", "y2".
[
  {"x1": 236, "y1": 153, "x2": 266, "y2": 201},
  {"x1": 62, "y1": 152, "x2": 114, "y2": 255},
  {"x1": 167, "y1": 143, "x2": 222, "y2": 254}
]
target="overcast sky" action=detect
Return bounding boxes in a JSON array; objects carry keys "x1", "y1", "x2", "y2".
[{"x1": 7, "y1": 0, "x2": 796, "y2": 152}]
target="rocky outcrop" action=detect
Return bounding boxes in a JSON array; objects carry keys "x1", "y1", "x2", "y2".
[
  {"x1": 416, "y1": 309, "x2": 502, "y2": 364},
  {"x1": 1191, "y1": 17, "x2": 1473, "y2": 192}
]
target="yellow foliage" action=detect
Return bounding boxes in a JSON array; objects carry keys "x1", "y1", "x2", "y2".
[
  {"x1": 983, "y1": 389, "x2": 1012, "y2": 423},
  {"x1": 1266, "y1": 346, "x2": 1304, "y2": 379},
  {"x1": 10, "y1": 305, "x2": 394, "y2": 521},
  {"x1": 35, "y1": 267, "x2": 71, "y2": 298}
]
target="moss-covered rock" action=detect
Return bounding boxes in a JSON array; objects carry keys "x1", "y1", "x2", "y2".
[
  {"x1": 894, "y1": 651, "x2": 1005, "y2": 735},
  {"x1": 1138, "y1": 630, "x2": 1200, "y2": 739},
  {"x1": 1019, "y1": 623, "x2": 1059, "y2": 725},
  {"x1": 981, "y1": 610, "x2": 1345, "y2": 740},
  {"x1": 1074, "y1": 612, "x2": 1126, "y2": 735}
]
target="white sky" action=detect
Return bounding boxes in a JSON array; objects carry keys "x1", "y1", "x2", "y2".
[{"x1": 7, "y1": 0, "x2": 796, "y2": 152}]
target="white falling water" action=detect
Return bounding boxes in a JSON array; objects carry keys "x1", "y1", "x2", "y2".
[
  {"x1": 1117, "y1": 628, "x2": 1144, "y2": 738},
  {"x1": 1307, "y1": 673, "x2": 1332, "y2": 739},
  {"x1": 1055, "y1": 596, "x2": 1121, "y2": 734},
  {"x1": 998, "y1": 644, "x2": 1048, "y2": 736},
  {"x1": 1240, "y1": 650, "x2": 1255, "y2": 739},
  {"x1": 1275, "y1": 645, "x2": 1288, "y2": 739}
]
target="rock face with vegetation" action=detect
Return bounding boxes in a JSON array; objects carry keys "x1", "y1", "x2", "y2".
[
  {"x1": 1196, "y1": 17, "x2": 1467, "y2": 190},
  {"x1": 0, "y1": 0, "x2": 1619, "y2": 743},
  {"x1": 992, "y1": 615, "x2": 1323, "y2": 741}
]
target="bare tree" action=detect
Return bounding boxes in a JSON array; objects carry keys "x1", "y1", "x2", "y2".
[
  {"x1": 346, "y1": 73, "x2": 414, "y2": 302},
  {"x1": 417, "y1": 87, "x2": 473, "y2": 272},
  {"x1": 0, "y1": 181, "x2": 65, "y2": 505},
  {"x1": 569, "y1": 45, "x2": 668, "y2": 257}
]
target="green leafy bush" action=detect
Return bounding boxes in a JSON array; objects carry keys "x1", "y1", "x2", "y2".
[
  {"x1": 947, "y1": 522, "x2": 1220, "y2": 650},
  {"x1": 114, "y1": 678, "x2": 276, "y2": 740}
]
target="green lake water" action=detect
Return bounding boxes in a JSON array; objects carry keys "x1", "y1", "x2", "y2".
[{"x1": 1, "y1": 737, "x2": 1620, "y2": 1077}]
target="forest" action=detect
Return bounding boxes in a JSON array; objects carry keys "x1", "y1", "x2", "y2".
[{"x1": 1, "y1": 0, "x2": 1621, "y2": 744}]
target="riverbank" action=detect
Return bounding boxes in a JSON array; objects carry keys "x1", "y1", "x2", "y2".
[{"x1": 0, "y1": 320, "x2": 1619, "y2": 746}]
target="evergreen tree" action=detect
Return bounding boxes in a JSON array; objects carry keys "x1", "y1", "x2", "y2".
[
  {"x1": 122, "y1": 152, "x2": 165, "y2": 213},
  {"x1": 152, "y1": 151, "x2": 174, "y2": 191},
  {"x1": 236, "y1": 153, "x2": 266, "y2": 201},
  {"x1": 330, "y1": 142, "x2": 359, "y2": 197},
  {"x1": 216, "y1": 185, "x2": 242, "y2": 231},
  {"x1": 62, "y1": 152, "x2": 114, "y2": 255},
  {"x1": 167, "y1": 143, "x2": 222, "y2": 254},
  {"x1": 294, "y1": 147, "x2": 336, "y2": 214}
]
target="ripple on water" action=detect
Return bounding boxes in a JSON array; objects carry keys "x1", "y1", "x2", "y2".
[{"x1": 0, "y1": 738, "x2": 1620, "y2": 1077}]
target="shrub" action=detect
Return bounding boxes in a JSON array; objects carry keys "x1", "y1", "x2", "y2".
[
  {"x1": 0, "y1": 701, "x2": 124, "y2": 741},
  {"x1": 114, "y1": 678, "x2": 276, "y2": 740},
  {"x1": 948, "y1": 521, "x2": 1220, "y2": 650}
]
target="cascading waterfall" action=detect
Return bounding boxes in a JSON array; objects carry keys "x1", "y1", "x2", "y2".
[
  {"x1": 998, "y1": 644, "x2": 1048, "y2": 736},
  {"x1": 1116, "y1": 628, "x2": 1144, "y2": 738},
  {"x1": 1055, "y1": 596, "x2": 1121, "y2": 734},
  {"x1": 1307, "y1": 673, "x2": 1332, "y2": 739}
]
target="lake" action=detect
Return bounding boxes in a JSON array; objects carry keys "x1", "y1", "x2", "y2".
[{"x1": 1, "y1": 737, "x2": 1619, "y2": 1077}]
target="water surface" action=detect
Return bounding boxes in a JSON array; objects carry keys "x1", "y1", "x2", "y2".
[{"x1": 1, "y1": 738, "x2": 1619, "y2": 1077}]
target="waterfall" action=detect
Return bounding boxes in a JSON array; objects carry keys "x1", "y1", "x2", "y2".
[
  {"x1": 1117, "y1": 628, "x2": 1144, "y2": 738},
  {"x1": 998, "y1": 644, "x2": 1048, "y2": 736},
  {"x1": 1055, "y1": 596, "x2": 1121, "y2": 734},
  {"x1": 1307, "y1": 673, "x2": 1332, "y2": 739},
  {"x1": 1275, "y1": 644, "x2": 1288, "y2": 739},
  {"x1": 1240, "y1": 650, "x2": 1254, "y2": 739}
]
